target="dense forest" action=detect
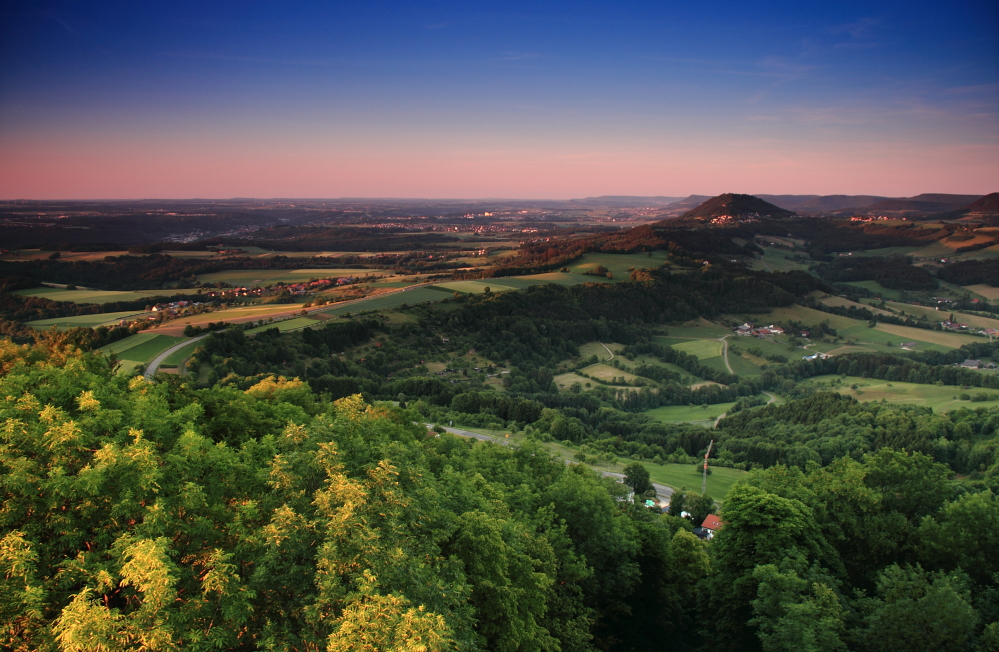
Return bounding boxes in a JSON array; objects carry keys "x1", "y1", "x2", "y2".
[{"x1": 1, "y1": 336, "x2": 996, "y2": 651}]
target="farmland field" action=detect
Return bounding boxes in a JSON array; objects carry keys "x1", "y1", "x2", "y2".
[
  {"x1": 801, "y1": 375, "x2": 999, "y2": 412},
  {"x1": 320, "y1": 287, "x2": 448, "y2": 315},
  {"x1": 25, "y1": 310, "x2": 146, "y2": 330},
  {"x1": 246, "y1": 316, "x2": 323, "y2": 333},
  {"x1": 98, "y1": 333, "x2": 187, "y2": 363},
  {"x1": 13, "y1": 287, "x2": 202, "y2": 304},
  {"x1": 196, "y1": 268, "x2": 375, "y2": 286},
  {"x1": 962, "y1": 284, "x2": 999, "y2": 300}
]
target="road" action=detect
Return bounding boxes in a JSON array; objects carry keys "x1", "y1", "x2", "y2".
[
  {"x1": 144, "y1": 334, "x2": 208, "y2": 379},
  {"x1": 598, "y1": 341, "x2": 615, "y2": 361},
  {"x1": 718, "y1": 335, "x2": 734, "y2": 374},
  {"x1": 435, "y1": 425, "x2": 675, "y2": 503}
]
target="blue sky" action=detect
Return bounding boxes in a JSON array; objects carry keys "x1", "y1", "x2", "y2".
[{"x1": 1, "y1": 0, "x2": 996, "y2": 198}]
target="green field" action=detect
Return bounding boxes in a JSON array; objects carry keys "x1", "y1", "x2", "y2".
[
  {"x1": 578, "y1": 341, "x2": 620, "y2": 360},
  {"x1": 671, "y1": 339, "x2": 723, "y2": 359},
  {"x1": 581, "y1": 363, "x2": 642, "y2": 383},
  {"x1": 747, "y1": 247, "x2": 811, "y2": 273},
  {"x1": 246, "y1": 316, "x2": 323, "y2": 333},
  {"x1": 802, "y1": 375, "x2": 999, "y2": 412},
  {"x1": 647, "y1": 463, "x2": 747, "y2": 500},
  {"x1": 98, "y1": 333, "x2": 187, "y2": 363},
  {"x1": 161, "y1": 340, "x2": 204, "y2": 366},
  {"x1": 565, "y1": 251, "x2": 670, "y2": 279},
  {"x1": 26, "y1": 310, "x2": 147, "y2": 330},
  {"x1": 644, "y1": 402, "x2": 737, "y2": 424},
  {"x1": 14, "y1": 287, "x2": 202, "y2": 304},
  {"x1": 320, "y1": 288, "x2": 449, "y2": 316}
]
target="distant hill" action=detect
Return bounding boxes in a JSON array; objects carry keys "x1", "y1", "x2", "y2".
[
  {"x1": 965, "y1": 192, "x2": 999, "y2": 214},
  {"x1": 863, "y1": 194, "x2": 982, "y2": 214},
  {"x1": 681, "y1": 193, "x2": 795, "y2": 220},
  {"x1": 569, "y1": 196, "x2": 685, "y2": 207},
  {"x1": 757, "y1": 194, "x2": 887, "y2": 213}
]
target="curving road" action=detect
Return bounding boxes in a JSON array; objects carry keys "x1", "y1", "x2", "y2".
[
  {"x1": 435, "y1": 425, "x2": 674, "y2": 503},
  {"x1": 144, "y1": 334, "x2": 208, "y2": 379}
]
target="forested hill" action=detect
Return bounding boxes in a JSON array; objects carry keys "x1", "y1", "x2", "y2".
[
  {"x1": 680, "y1": 193, "x2": 796, "y2": 220},
  {"x1": 1, "y1": 336, "x2": 996, "y2": 651}
]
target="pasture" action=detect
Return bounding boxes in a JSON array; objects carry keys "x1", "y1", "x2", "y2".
[{"x1": 580, "y1": 363, "x2": 642, "y2": 384}]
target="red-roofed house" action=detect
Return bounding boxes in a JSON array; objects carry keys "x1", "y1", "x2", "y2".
[{"x1": 701, "y1": 514, "x2": 724, "y2": 539}]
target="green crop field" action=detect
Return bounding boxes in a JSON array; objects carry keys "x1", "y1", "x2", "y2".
[
  {"x1": 98, "y1": 332, "x2": 161, "y2": 355},
  {"x1": 671, "y1": 339, "x2": 723, "y2": 359},
  {"x1": 25, "y1": 310, "x2": 147, "y2": 330},
  {"x1": 320, "y1": 287, "x2": 448, "y2": 316},
  {"x1": 13, "y1": 287, "x2": 202, "y2": 304},
  {"x1": 98, "y1": 334, "x2": 187, "y2": 363},
  {"x1": 726, "y1": 353, "x2": 762, "y2": 376},
  {"x1": 747, "y1": 248, "x2": 811, "y2": 273},
  {"x1": 801, "y1": 375, "x2": 999, "y2": 412}
]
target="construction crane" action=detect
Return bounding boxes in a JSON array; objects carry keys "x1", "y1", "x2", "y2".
[{"x1": 702, "y1": 439, "x2": 714, "y2": 495}]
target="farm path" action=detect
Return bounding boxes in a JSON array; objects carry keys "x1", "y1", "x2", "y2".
[
  {"x1": 718, "y1": 335, "x2": 734, "y2": 374},
  {"x1": 598, "y1": 341, "x2": 615, "y2": 361}
]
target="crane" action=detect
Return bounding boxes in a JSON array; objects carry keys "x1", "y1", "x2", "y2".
[{"x1": 702, "y1": 439, "x2": 714, "y2": 495}]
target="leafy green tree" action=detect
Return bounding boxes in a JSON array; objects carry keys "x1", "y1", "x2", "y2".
[
  {"x1": 856, "y1": 564, "x2": 978, "y2": 652},
  {"x1": 750, "y1": 564, "x2": 846, "y2": 652},
  {"x1": 623, "y1": 462, "x2": 653, "y2": 495}
]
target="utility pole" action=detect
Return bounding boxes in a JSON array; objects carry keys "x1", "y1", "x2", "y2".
[{"x1": 702, "y1": 439, "x2": 714, "y2": 495}]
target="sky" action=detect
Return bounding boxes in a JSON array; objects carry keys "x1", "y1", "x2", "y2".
[{"x1": 1, "y1": 0, "x2": 997, "y2": 199}]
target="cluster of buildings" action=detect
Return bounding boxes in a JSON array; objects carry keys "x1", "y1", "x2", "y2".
[
  {"x1": 710, "y1": 214, "x2": 759, "y2": 225},
  {"x1": 202, "y1": 276, "x2": 356, "y2": 299},
  {"x1": 734, "y1": 323, "x2": 785, "y2": 337}
]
